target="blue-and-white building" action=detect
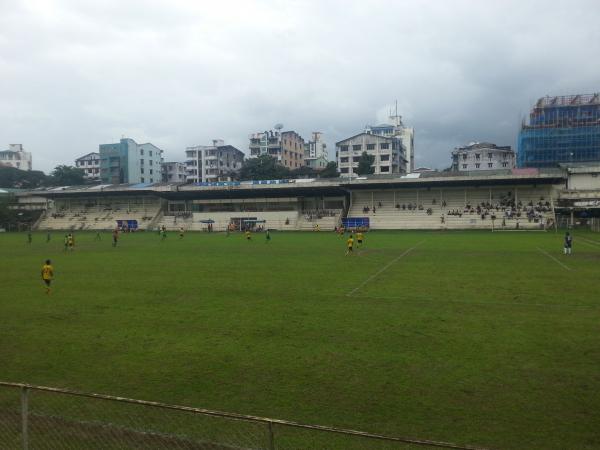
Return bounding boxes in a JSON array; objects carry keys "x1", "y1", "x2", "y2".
[{"x1": 99, "y1": 138, "x2": 164, "y2": 184}]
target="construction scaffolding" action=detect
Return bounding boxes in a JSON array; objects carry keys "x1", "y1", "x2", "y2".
[{"x1": 518, "y1": 93, "x2": 600, "y2": 168}]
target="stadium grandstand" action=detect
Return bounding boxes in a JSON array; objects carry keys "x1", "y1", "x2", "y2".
[{"x1": 14, "y1": 167, "x2": 590, "y2": 232}]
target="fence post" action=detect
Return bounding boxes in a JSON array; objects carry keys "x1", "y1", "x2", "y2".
[
  {"x1": 21, "y1": 386, "x2": 29, "y2": 450},
  {"x1": 267, "y1": 421, "x2": 275, "y2": 450}
]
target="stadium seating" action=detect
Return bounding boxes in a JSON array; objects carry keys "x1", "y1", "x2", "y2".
[
  {"x1": 155, "y1": 213, "x2": 193, "y2": 231},
  {"x1": 155, "y1": 208, "x2": 342, "y2": 232},
  {"x1": 36, "y1": 197, "x2": 162, "y2": 231},
  {"x1": 297, "y1": 209, "x2": 342, "y2": 231},
  {"x1": 348, "y1": 187, "x2": 555, "y2": 230},
  {"x1": 32, "y1": 186, "x2": 556, "y2": 232}
]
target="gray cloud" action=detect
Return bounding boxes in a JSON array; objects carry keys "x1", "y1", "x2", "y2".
[{"x1": 1, "y1": 0, "x2": 599, "y2": 172}]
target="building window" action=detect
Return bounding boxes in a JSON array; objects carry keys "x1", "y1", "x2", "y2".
[
  {"x1": 141, "y1": 177, "x2": 145, "y2": 182},
  {"x1": 150, "y1": 169, "x2": 153, "y2": 174},
  {"x1": 462, "y1": 154, "x2": 467, "y2": 160},
  {"x1": 149, "y1": 150, "x2": 153, "y2": 157},
  {"x1": 140, "y1": 168, "x2": 144, "y2": 174},
  {"x1": 462, "y1": 164, "x2": 467, "y2": 169},
  {"x1": 380, "y1": 154, "x2": 390, "y2": 161},
  {"x1": 475, "y1": 153, "x2": 480, "y2": 160},
  {"x1": 488, "y1": 163, "x2": 493, "y2": 168},
  {"x1": 341, "y1": 167, "x2": 349, "y2": 173},
  {"x1": 380, "y1": 166, "x2": 390, "y2": 172},
  {"x1": 353, "y1": 156, "x2": 360, "y2": 162},
  {"x1": 140, "y1": 149, "x2": 144, "y2": 155},
  {"x1": 340, "y1": 145, "x2": 349, "y2": 152},
  {"x1": 340, "y1": 157, "x2": 349, "y2": 163},
  {"x1": 380, "y1": 143, "x2": 390, "y2": 150},
  {"x1": 488, "y1": 153, "x2": 493, "y2": 159},
  {"x1": 149, "y1": 160, "x2": 153, "y2": 166},
  {"x1": 352, "y1": 145, "x2": 362, "y2": 151},
  {"x1": 502, "y1": 162, "x2": 508, "y2": 167},
  {"x1": 475, "y1": 163, "x2": 480, "y2": 168},
  {"x1": 366, "y1": 144, "x2": 375, "y2": 150},
  {"x1": 140, "y1": 159, "x2": 144, "y2": 165}
]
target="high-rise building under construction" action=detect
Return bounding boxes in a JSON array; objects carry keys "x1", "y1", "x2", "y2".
[{"x1": 517, "y1": 94, "x2": 600, "y2": 168}]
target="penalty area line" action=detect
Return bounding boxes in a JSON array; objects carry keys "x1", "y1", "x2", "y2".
[
  {"x1": 346, "y1": 240, "x2": 425, "y2": 297},
  {"x1": 536, "y1": 247, "x2": 573, "y2": 271}
]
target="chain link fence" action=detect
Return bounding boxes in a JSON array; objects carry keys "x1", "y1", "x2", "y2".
[{"x1": 0, "y1": 382, "x2": 486, "y2": 450}]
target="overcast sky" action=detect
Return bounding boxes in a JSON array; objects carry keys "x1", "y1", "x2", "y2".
[{"x1": 1, "y1": 0, "x2": 599, "y2": 172}]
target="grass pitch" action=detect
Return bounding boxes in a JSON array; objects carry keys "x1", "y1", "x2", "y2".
[{"x1": 1, "y1": 229, "x2": 599, "y2": 449}]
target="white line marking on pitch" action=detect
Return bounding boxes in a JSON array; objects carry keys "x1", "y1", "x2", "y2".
[
  {"x1": 578, "y1": 239, "x2": 600, "y2": 249},
  {"x1": 578, "y1": 236, "x2": 600, "y2": 247},
  {"x1": 347, "y1": 241, "x2": 425, "y2": 297},
  {"x1": 353, "y1": 295, "x2": 596, "y2": 309},
  {"x1": 536, "y1": 247, "x2": 573, "y2": 271}
]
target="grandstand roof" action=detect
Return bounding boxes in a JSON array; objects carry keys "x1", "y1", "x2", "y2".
[{"x1": 19, "y1": 169, "x2": 567, "y2": 200}]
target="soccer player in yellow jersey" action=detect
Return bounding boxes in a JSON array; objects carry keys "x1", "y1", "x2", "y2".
[
  {"x1": 346, "y1": 235, "x2": 354, "y2": 255},
  {"x1": 356, "y1": 231, "x2": 364, "y2": 247},
  {"x1": 41, "y1": 259, "x2": 54, "y2": 295},
  {"x1": 245, "y1": 230, "x2": 251, "y2": 240}
]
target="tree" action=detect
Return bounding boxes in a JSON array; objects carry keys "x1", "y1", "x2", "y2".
[
  {"x1": 0, "y1": 166, "x2": 49, "y2": 189},
  {"x1": 238, "y1": 155, "x2": 291, "y2": 181},
  {"x1": 318, "y1": 161, "x2": 340, "y2": 178},
  {"x1": 50, "y1": 165, "x2": 85, "y2": 186},
  {"x1": 290, "y1": 165, "x2": 317, "y2": 179},
  {"x1": 223, "y1": 169, "x2": 240, "y2": 181},
  {"x1": 356, "y1": 152, "x2": 375, "y2": 175}
]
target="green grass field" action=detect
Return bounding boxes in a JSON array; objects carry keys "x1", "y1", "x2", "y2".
[{"x1": 1, "y1": 229, "x2": 600, "y2": 449}]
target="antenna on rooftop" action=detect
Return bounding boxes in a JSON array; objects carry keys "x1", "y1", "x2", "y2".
[
  {"x1": 274, "y1": 123, "x2": 283, "y2": 131},
  {"x1": 389, "y1": 100, "x2": 402, "y2": 127}
]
